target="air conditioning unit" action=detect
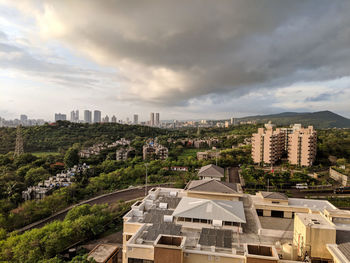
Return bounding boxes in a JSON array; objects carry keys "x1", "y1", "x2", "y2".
[
  {"x1": 164, "y1": 215, "x2": 173, "y2": 223},
  {"x1": 170, "y1": 191, "x2": 178, "y2": 197},
  {"x1": 212, "y1": 220, "x2": 222, "y2": 227},
  {"x1": 159, "y1": 202, "x2": 168, "y2": 209}
]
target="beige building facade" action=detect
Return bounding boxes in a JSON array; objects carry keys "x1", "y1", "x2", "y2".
[
  {"x1": 122, "y1": 181, "x2": 350, "y2": 263},
  {"x1": 251, "y1": 124, "x2": 317, "y2": 167}
]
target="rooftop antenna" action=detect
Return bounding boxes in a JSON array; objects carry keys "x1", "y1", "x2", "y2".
[{"x1": 14, "y1": 125, "x2": 24, "y2": 157}]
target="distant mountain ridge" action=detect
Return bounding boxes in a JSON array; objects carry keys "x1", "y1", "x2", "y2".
[{"x1": 238, "y1": 110, "x2": 350, "y2": 129}]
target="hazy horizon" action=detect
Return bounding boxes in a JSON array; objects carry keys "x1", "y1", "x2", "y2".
[{"x1": 1, "y1": 1, "x2": 350, "y2": 120}]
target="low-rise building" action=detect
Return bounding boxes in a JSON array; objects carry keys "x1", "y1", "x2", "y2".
[
  {"x1": 116, "y1": 147, "x2": 135, "y2": 161},
  {"x1": 197, "y1": 164, "x2": 224, "y2": 180},
  {"x1": 122, "y1": 182, "x2": 350, "y2": 263},
  {"x1": 143, "y1": 143, "x2": 168, "y2": 160}
]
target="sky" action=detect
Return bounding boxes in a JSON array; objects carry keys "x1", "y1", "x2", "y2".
[{"x1": 1, "y1": 0, "x2": 350, "y2": 121}]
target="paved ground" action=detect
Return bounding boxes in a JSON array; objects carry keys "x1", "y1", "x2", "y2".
[
  {"x1": 258, "y1": 216, "x2": 294, "y2": 232},
  {"x1": 227, "y1": 167, "x2": 240, "y2": 184}
]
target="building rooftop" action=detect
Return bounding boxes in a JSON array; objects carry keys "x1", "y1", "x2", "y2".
[
  {"x1": 87, "y1": 244, "x2": 119, "y2": 263},
  {"x1": 198, "y1": 164, "x2": 224, "y2": 178},
  {"x1": 260, "y1": 191, "x2": 288, "y2": 200},
  {"x1": 296, "y1": 213, "x2": 335, "y2": 230},
  {"x1": 172, "y1": 197, "x2": 246, "y2": 223},
  {"x1": 186, "y1": 179, "x2": 240, "y2": 194},
  {"x1": 338, "y1": 242, "x2": 350, "y2": 261}
]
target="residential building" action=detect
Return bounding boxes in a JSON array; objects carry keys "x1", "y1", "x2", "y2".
[
  {"x1": 198, "y1": 164, "x2": 224, "y2": 180},
  {"x1": 20, "y1": 114, "x2": 28, "y2": 123},
  {"x1": 70, "y1": 110, "x2": 79, "y2": 122},
  {"x1": 94, "y1": 110, "x2": 102, "y2": 123},
  {"x1": 116, "y1": 147, "x2": 135, "y2": 161},
  {"x1": 54, "y1": 113, "x2": 67, "y2": 121},
  {"x1": 252, "y1": 123, "x2": 316, "y2": 166},
  {"x1": 230, "y1": 117, "x2": 235, "y2": 125},
  {"x1": 196, "y1": 150, "x2": 220, "y2": 161},
  {"x1": 133, "y1": 114, "x2": 138, "y2": 124},
  {"x1": 102, "y1": 115, "x2": 109, "y2": 123},
  {"x1": 288, "y1": 126, "x2": 317, "y2": 167},
  {"x1": 155, "y1": 113, "x2": 160, "y2": 126},
  {"x1": 143, "y1": 142, "x2": 168, "y2": 160},
  {"x1": 122, "y1": 182, "x2": 350, "y2": 263},
  {"x1": 251, "y1": 126, "x2": 284, "y2": 165},
  {"x1": 84, "y1": 110, "x2": 92, "y2": 123},
  {"x1": 150, "y1": 112, "x2": 155, "y2": 126},
  {"x1": 111, "y1": 115, "x2": 117, "y2": 123}
]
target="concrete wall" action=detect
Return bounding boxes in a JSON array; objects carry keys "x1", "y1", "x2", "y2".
[
  {"x1": 329, "y1": 168, "x2": 348, "y2": 186},
  {"x1": 183, "y1": 252, "x2": 244, "y2": 263},
  {"x1": 154, "y1": 247, "x2": 183, "y2": 263}
]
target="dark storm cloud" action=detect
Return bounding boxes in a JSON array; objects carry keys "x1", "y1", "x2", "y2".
[
  {"x1": 305, "y1": 91, "x2": 344, "y2": 102},
  {"x1": 8, "y1": 0, "x2": 350, "y2": 109},
  {"x1": 31, "y1": 0, "x2": 350, "y2": 105}
]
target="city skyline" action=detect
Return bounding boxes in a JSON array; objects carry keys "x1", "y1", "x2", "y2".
[{"x1": 1, "y1": 1, "x2": 350, "y2": 120}]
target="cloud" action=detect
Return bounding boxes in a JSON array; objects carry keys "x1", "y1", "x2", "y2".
[{"x1": 4, "y1": 0, "x2": 350, "y2": 108}]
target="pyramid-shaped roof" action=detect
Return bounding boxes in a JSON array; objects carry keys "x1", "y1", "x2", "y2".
[
  {"x1": 172, "y1": 197, "x2": 246, "y2": 223},
  {"x1": 198, "y1": 164, "x2": 224, "y2": 178},
  {"x1": 186, "y1": 179, "x2": 239, "y2": 194}
]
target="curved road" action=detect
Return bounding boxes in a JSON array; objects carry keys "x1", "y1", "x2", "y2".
[{"x1": 17, "y1": 184, "x2": 173, "y2": 233}]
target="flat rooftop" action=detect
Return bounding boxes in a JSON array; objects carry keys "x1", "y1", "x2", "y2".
[{"x1": 259, "y1": 216, "x2": 294, "y2": 232}]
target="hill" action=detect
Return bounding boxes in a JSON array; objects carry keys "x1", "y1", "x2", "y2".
[
  {"x1": 0, "y1": 121, "x2": 167, "y2": 154},
  {"x1": 238, "y1": 111, "x2": 350, "y2": 129}
]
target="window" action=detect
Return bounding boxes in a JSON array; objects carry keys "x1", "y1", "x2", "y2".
[
  {"x1": 185, "y1": 218, "x2": 192, "y2": 222},
  {"x1": 200, "y1": 219, "x2": 208, "y2": 224},
  {"x1": 193, "y1": 218, "x2": 200, "y2": 223}
]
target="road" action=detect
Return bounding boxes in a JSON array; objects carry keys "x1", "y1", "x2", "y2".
[
  {"x1": 17, "y1": 184, "x2": 173, "y2": 233},
  {"x1": 227, "y1": 166, "x2": 240, "y2": 184}
]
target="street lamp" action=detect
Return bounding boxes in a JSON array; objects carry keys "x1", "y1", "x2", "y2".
[{"x1": 144, "y1": 163, "x2": 149, "y2": 196}]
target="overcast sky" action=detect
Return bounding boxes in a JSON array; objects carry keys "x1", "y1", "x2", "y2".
[{"x1": 1, "y1": 0, "x2": 350, "y2": 121}]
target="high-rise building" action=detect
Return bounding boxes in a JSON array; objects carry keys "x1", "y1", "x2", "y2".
[
  {"x1": 230, "y1": 117, "x2": 235, "y2": 125},
  {"x1": 150, "y1": 112, "x2": 155, "y2": 126},
  {"x1": 84, "y1": 110, "x2": 92, "y2": 123},
  {"x1": 70, "y1": 110, "x2": 79, "y2": 122},
  {"x1": 133, "y1": 114, "x2": 138, "y2": 124},
  {"x1": 288, "y1": 126, "x2": 317, "y2": 167},
  {"x1": 252, "y1": 123, "x2": 317, "y2": 167},
  {"x1": 93, "y1": 110, "x2": 101, "y2": 123},
  {"x1": 251, "y1": 126, "x2": 284, "y2": 165},
  {"x1": 111, "y1": 115, "x2": 117, "y2": 123},
  {"x1": 54, "y1": 113, "x2": 67, "y2": 121},
  {"x1": 20, "y1": 114, "x2": 28, "y2": 123},
  {"x1": 155, "y1": 113, "x2": 160, "y2": 126},
  {"x1": 102, "y1": 115, "x2": 109, "y2": 123}
]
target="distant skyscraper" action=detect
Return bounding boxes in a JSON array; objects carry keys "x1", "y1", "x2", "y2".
[
  {"x1": 84, "y1": 110, "x2": 92, "y2": 123},
  {"x1": 93, "y1": 110, "x2": 101, "y2": 123},
  {"x1": 150, "y1": 112, "x2": 155, "y2": 126},
  {"x1": 111, "y1": 115, "x2": 117, "y2": 123},
  {"x1": 133, "y1": 114, "x2": 139, "y2": 124},
  {"x1": 102, "y1": 115, "x2": 109, "y2": 123},
  {"x1": 20, "y1": 114, "x2": 28, "y2": 123},
  {"x1": 70, "y1": 110, "x2": 76, "y2": 122},
  {"x1": 155, "y1": 113, "x2": 160, "y2": 126},
  {"x1": 75, "y1": 110, "x2": 79, "y2": 122},
  {"x1": 54, "y1": 113, "x2": 67, "y2": 121},
  {"x1": 230, "y1": 117, "x2": 235, "y2": 125}
]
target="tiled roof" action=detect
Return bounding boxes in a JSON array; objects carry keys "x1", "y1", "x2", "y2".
[
  {"x1": 198, "y1": 164, "x2": 224, "y2": 178},
  {"x1": 261, "y1": 191, "x2": 288, "y2": 200},
  {"x1": 338, "y1": 242, "x2": 350, "y2": 261},
  {"x1": 172, "y1": 197, "x2": 246, "y2": 223},
  {"x1": 186, "y1": 179, "x2": 239, "y2": 194}
]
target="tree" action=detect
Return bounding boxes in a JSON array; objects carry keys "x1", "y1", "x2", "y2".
[
  {"x1": 25, "y1": 167, "x2": 50, "y2": 186},
  {"x1": 64, "y1": 147, "x2": 79, "y2": 168}
]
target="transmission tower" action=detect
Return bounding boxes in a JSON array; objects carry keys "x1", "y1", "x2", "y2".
[{"x1": 14, "y1": 125, "x2": 24, "y2": 156}]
